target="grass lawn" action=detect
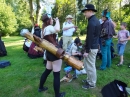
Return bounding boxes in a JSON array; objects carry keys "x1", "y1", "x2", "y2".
[{"x1": 0, "y1": 36, "x2": 130, "y2": 97}]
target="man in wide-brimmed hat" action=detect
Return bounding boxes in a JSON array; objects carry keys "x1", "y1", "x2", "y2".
[
  {"x1": 81, "y1": 4, "x2": 101, "y2": 89},
  {"x1": 62, "y1": 15, "x2": 77, "y2": 50}
]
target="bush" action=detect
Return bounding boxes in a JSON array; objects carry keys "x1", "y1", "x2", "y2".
[
  {"x1": 0, "y1": 3, "x2": 18, "y2": 36},
  {"x1": 16, "y1": 16, "x2": 32, "y2": 35},
  {"x1": 123, "y1": 16, "x2": 130, "y2": 31}
]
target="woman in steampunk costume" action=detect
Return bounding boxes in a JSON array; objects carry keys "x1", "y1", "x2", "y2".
[
  {"x1": 99, "y1": 9, "x2": 115, "y2": 70},
  {"x1": 38, "y1": 14, "x2": 65, "y2": 97}
]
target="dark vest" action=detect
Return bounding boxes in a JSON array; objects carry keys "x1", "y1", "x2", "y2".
[{"x1": 43, "y1": 33, "x2": 58, "y2": 46}]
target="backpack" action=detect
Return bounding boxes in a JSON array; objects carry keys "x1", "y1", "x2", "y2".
[
  {"x1": 23, "y1": 39, "x2": 32, "y2": 52},
  {"x1": 34, "y1": 26, "x2": 41, "y2": 38},
  {"x1": 0, "y1": 40, "x2": 7, "y2": 57},
  {"x1": 0, "y1": 60, "x2": 11, "y2": 68},
  {"x1": 28, "y1": 42, "x2": 43, "y2": 59},
  {"x1": 101, "y1": 80, "x2": 128, "y2": 97}
]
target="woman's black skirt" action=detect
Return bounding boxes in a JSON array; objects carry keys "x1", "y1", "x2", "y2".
[{"x1": 46, "y1": 51, "x2": 60, "y2": 61}]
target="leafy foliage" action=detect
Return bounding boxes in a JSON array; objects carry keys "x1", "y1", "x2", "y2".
[
  {"x1": 7, "y1": 0, "x2": 32, "y2": 35},
  {"x1": 0, "y1": 2, "x2": 17, "y2": 36},
  {"x1": 14, "y1": 0, "x2": 32, "y2": 34},
  {"x1": 122, "y1": 3, "x2": 130, "y2": 31},
  {"x1": 0, "y1": 0, "x2": 130, "y2": 36},
  {"x1": 52, "y1": 0, "x2": 75, "y2": 34}
]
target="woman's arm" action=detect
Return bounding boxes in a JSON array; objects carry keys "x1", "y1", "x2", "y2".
[{"x1": 54, "y1": 17, "x2": 60, "y2": 32}]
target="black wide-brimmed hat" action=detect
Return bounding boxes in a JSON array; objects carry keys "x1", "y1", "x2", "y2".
[{"x1": 81, "y1": 4, "x2": 97, "y2": 13}]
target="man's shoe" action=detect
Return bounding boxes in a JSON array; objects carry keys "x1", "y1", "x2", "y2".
[
  {"x1": 59, "y1": 92, "x2": 66, "y2": 97},
  {"x1": 82, "y1": 79, "x2": 87, "y2": 83},
  {"x1": 82, "y1": 80, "x2": 89, "y2": 86},
  {"x1": 82, "y1": 84, "x2": 95, "y2": 89},
  {"x1": 38, "y1": 86, "x2": 48, "y2": 92}
]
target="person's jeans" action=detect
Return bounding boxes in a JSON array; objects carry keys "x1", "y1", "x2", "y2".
[
  {"x1": 117, "y1": 43, "x2": 126, "y2": 56},
  {"x1": 100, "y1": 38, "x2": 112, "y2": 70}
]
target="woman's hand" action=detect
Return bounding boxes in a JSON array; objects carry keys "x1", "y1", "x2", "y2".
[{"x1": 53, "y1": 17, "x2": 59, "y2": 22}]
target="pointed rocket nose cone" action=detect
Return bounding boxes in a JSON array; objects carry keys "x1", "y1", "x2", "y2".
[{"x1": 20, "y1": 29, "x2": 29, "y2": 36}]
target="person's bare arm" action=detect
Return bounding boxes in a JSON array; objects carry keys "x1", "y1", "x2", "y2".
[
  {"x1": 113, "y1": 35, "x2": 118, "y2": 38},
  {"x1": 54, "y1": 17, "x2": 60, "y2": 32},
  {"x1": 128, "y1": 36, "x2": 130, "y2": 40}
]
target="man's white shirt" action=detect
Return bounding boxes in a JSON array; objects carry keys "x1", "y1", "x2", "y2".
[{"x1": 62, "y1": 22, "x2": 75, "y2": 36}]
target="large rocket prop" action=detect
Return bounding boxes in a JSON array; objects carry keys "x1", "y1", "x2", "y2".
[{"x1": 20, "y1": 29, "x2": 84, "y2": 70}]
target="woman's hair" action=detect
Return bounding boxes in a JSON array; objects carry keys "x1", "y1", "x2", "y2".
[
  {"x1": 41, "y1": 14, "x2": 51, "y2": 30},
  {"x1": 103, "y1": 9, "x2": 108, "y2": 19},
  {"x1": 74, "y1": 37, "x2": 80, "y2": 45}
]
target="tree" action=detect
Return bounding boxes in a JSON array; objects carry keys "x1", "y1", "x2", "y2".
[
  {"x1": 5, "y1": 0, "x2": 32, "y2": 34},
  {"x1": 0, "y1": 2, "x2": 17, "y2": 36},
  {"x1": 76, "y1": 0, "x2": 87, "y2": 35},
  {"x1": 28, "y1": 0, "x2": 43, "y2": 26},
  {"x1": 122, "y1": 1, "x2": 130, "y2": 31},
  {"x1": 14, "y1": 0, "x2": 32, "y2": 33},
  {"x1": 28, "y1": 0, "x2": 35, "y2": 25},
  {"x1": 118, "y1": 0, "x2": 122, "y2": 23},
  {"x1": 52, "y1": 0, "x2": 75, "y2": 28},
  {"x1": 36, "y1": 0, "x2": 41, "y2": 24}
]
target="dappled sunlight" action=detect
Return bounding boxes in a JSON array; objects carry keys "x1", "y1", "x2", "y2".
[
  {"x1": 73, "y1": 35, "x2": 86, "y2": 40},
  {"x1": 4, "y1": 40, "x2": 24, "y2": 47}
]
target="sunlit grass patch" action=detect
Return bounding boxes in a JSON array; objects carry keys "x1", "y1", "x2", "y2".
[{"x1": 0, "y1": 36, "x2": 130, "y2": 97}]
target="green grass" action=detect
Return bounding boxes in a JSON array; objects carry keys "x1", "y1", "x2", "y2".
[{"x1": 0, "y1": 36, "x2": 130, "y2": 97}]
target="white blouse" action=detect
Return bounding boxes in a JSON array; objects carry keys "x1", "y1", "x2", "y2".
[{"x1": 43, "y1": 25, "x2": 57, "y2": 36}]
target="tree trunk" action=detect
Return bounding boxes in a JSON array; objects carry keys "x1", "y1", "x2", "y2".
[
  {"x1": 74, "y1": 0, "x2": 76, "y2": 25},
  {"x1": 29, "y1": 0, "x2": 34, "y2": 26},
  {"x1": 36, "y1": 0, "x2": 41, "y2": 24},
  {"x1": 87, "y1": 0, "x2": 89, "y2": 4},
  {"x1": 96, "y1": 0, "x2": 100, "y2": 18},
  {"x1": 119, "y1": 0, "x2": 122, "y2": 23}
]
